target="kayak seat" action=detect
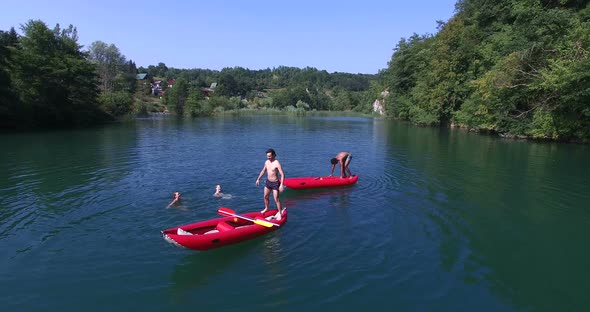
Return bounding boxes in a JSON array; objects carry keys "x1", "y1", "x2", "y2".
[{"x1": 216, "y1": 221, "x2": 234, "y2": 232}]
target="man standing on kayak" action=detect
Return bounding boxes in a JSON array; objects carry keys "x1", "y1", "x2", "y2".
[
  {"x1": 329, "y1": 151, "x2": 352, "y2": 178},
  {"x1": 256, "y1": 148, "x2": 285, "y2": 220}
]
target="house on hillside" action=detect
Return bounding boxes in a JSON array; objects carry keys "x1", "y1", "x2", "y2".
[
  {"x1": 136, "y1": 73, "x2": 149, "y2": 89},
  {"x1": 152, "y1": 80, "x2": 164, "y2": 96},
  {"x1": 150, "y1": 80, "x2": 176, "y2": 97},
  {"x1": 201, "y1": 82, "x2": 217, "y2": 97}
]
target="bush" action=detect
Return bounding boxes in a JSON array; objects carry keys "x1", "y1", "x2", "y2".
[{"x1": 99, "y1": 91, "x2": 134, "y2": 117}]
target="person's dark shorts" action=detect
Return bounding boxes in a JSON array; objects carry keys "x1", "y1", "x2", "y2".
[{"x1": 265, "y1": 180, "x2": 280, "y2": 191}]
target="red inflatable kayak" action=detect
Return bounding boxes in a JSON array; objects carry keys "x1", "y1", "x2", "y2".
[
  {"x1": 284, "y1": 175, "x2": 359, "y2": 190},
  {"x1": 161, "y1": 208, "x2": 286, "y2": 251}
]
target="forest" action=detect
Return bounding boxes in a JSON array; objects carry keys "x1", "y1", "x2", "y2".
[
  {"x1": 1, "y1": 0, "x2": 589, "y2": 142},
  {"x1": 0, "y1": 20, "x2": 378, "y2": 129},
  {"x1": 140, "y1": 64, "x2": 378, "y2": 117},
  {"x1": 381, "y1": 0, "x2": 590, "y2": 141}
]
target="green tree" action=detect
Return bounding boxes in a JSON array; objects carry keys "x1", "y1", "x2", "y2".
[
  {"x1": 0, "y1": 28, "x2": 19, "y2": 128},
  {"x1": 383, "y1": 0, "x2": 590, "y2": 141},
  {"x1": 216, "y1": 73, "x2": 239, "y2": 97},
  {"x1": 186, "y1": 87, "x2": 207, "y2": 117},
  {"x1": 146, "y1": 62, "x2": 168, "y2": 78},
  {"x1": 99, "y1": 91, "x2": 133, "y2": 116},
  {"x1": 12, "y1": 20, "x2": 106, "y2": 128},
  {"x1": 87, "y1": 41, "x2": 126, "y2": 92},
  {"x1": 163, "y1": 77, "x2": 189, "y2": 115}
]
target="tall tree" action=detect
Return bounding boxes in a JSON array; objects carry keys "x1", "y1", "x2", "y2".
[
  {"x1": 12, "y1": 20, "x2": 105, "y2": 128},
  {"x1": 87, "y1": 41, "x2": 126, "y2": 92},
  {"x1": 163, "y1": 77, "x2": 189, "y2": 115},
  {"x1": 0, "y1": 28, "x2": 19, "y2": 128}
]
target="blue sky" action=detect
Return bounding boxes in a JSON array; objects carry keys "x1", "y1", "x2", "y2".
[{"x1": 1, "y1": 0, "x2": 458, "y2": 74}]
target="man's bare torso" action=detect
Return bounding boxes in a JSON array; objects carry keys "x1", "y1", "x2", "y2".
[{"x1": 265, "y1": 159, "x2": 281, "y2": 182}]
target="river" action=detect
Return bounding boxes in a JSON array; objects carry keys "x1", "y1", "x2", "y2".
[{"x1": 1, "y1": 114, "x2": 589, "y2": 311}]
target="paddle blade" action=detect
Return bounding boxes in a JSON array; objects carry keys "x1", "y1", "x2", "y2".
[
  {"x1": 218, "y1": 207, "x2": 278, "y2": 227},
  {"x1": 254, "y1": 216, "x2": 276, "y2": 228},
  {"x1": 218, "y1": 207, "x2": 236, "y2": 216}
]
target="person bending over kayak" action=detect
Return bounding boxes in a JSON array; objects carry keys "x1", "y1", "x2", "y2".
[
  {"x1": 329, "y1": 151, "x2": 352, "y2": 178},
  {"x1": 255, "y1": 148, "x2": 285, "y2": 220}
]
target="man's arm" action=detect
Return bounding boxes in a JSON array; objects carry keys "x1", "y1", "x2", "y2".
[
  {"x1": 277, "y1": 161, "x2": 285, "y2": 191},
  {"x1": 256, "y1": 165, "x2": 267, "y2": 186},
  {"x1": 329, "y1": 163, "x2": 336, "y2": 176}
]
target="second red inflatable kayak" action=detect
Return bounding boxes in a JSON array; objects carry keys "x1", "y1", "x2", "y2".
[{"x1": 284, "y1": 175, "x2": 358, "y2": 190}]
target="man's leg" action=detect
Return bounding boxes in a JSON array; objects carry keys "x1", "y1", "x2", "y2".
[
  {"x1": 261, "y1": 187, "x2": 270, "y2": 213},
  {"x1": 272, "y1": 189, "x2": 282, "y2": 220},
  {"x1": 344, "y1": 156, "x2": 352, "y2": 177}
]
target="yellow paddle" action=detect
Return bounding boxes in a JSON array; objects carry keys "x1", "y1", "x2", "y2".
[{"x1": 218, "y1": 207, "x2": 279, "y2": 228}]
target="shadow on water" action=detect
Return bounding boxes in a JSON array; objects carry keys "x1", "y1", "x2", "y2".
[
  {"x1": 166, "y1": 230, "x2": 291, "y2": 309},
  {"x1": 167, "y1": 240, "x2": 258, "y2": 298}
]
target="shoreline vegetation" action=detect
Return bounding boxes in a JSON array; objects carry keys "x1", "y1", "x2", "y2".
[{"x1": 2, "y1": 0, "x2": 589, "y2": 144}]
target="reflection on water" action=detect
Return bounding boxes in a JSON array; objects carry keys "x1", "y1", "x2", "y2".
[
  {"x1": 0, "y1": 126, "x2": 139, "y2": 261},
  {"x1": 379, "y1": 121, "x2": 590, "y2": 311},
  {"x1": 282, "y1": 187, "x2": 354, "y2": 208}
]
